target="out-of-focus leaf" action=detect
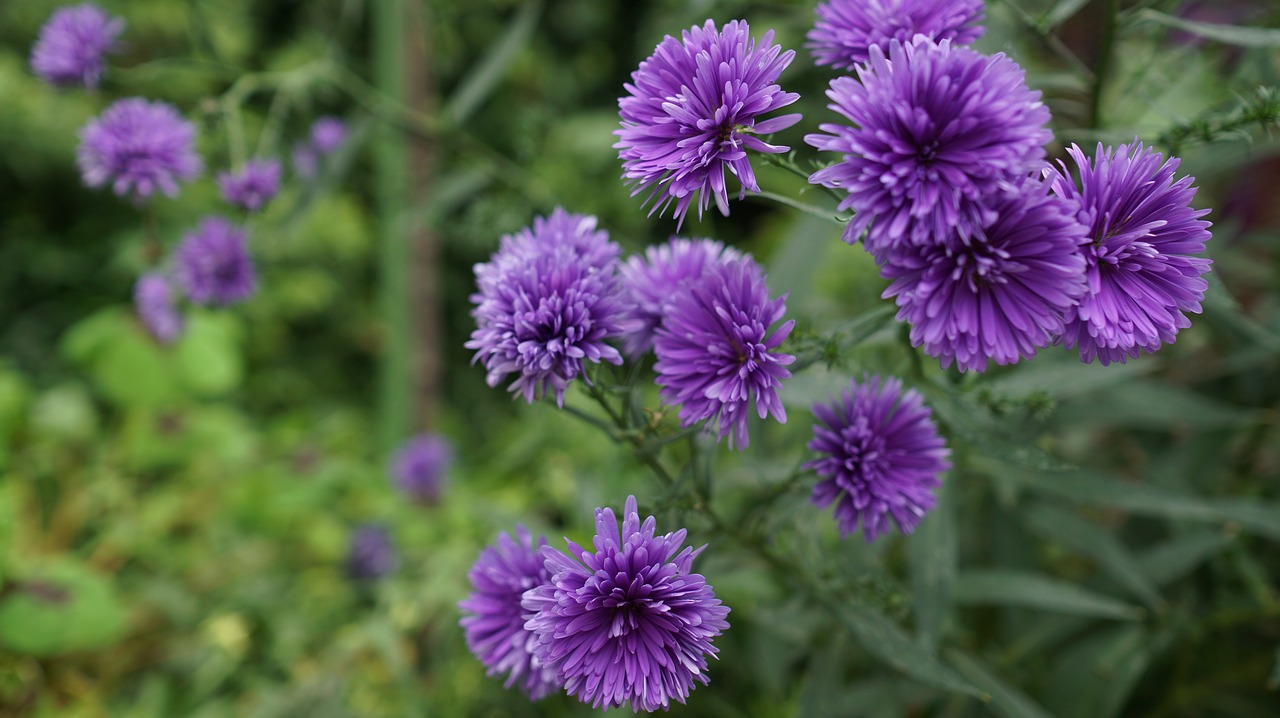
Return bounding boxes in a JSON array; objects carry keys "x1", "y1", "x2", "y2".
[
  {"x1": 1041, "y1": 0, "x2": 1092, "y2": 30},
  {"x1": 1139, "y1": 531, "x2": 1233, "y2": 586},
  {"x1": 443, "y1": 0, "x2": 542, "y2": 125},
  {"x1": 910, "y1": 479, "x2": 956, "y2": 652},
  {"x1": 29, "y1": 384, "x2": 97, "y2": 443},
  {"x1": 1055, "y1": 380, "x2": 1261, "y2": 430},
  {"x1": 0, "y1": 561, "x2": 127, "y2": 656},
  {"x1": 176, "y1": 311, "x2": 243, "y2": 397},
  {"x1": 946, "y1": 649, "x2": 1055, "y2": 718},
  {"x1": 835, "y1": 602, "x2": 985, "y2": 699},
  {"x1": 1138, "y1": 9, "x2": 1280, "y2": 48},
  {"x1": 1023, "y1": 503, "x2": 1163, "y2": 610},
  {"x1": 954, "y1": 570, "x2": 1144, "y2": 621},
  {"x1": 982, "y1": 357, "x2": 1148, "y2": 400}
]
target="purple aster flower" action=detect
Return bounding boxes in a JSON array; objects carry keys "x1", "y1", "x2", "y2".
[
  {"x1": 807, "y1": 375, "x2": 950, "y2": 542},
  {"x1": 30, "y1": 3, "x2": 124, "y2": 88},
  {"x1": 466, "y1": 209, "x2": 626, "y2": 406},
  {"x1": 459, "y1": 526, "x2": 561, "y2": 700},
  {"x1": 807, "y1": 38, "x2": 1051, "y2": 253},
  {"x1": 653, "y1": 255, "x2": 794, "y2": 448},
  {"x1": 523, "y1": 496, "x2": 730, "y2": 712},
  {"x1": 1046, "y1": 141, "x2": 1213, "y2": 365},
  {"x1": 615, "y1": 19, "x2": 802, "y2": 227},
  {"x1": 618, "y1": 237, "x2": 742, "y2": 356},
  {"x1": 881, "y1": 178, "x2": 1089, "y2": 372},
  {"x1": 217, "y1": 158, "x2": 281, "y2": 212},
  {"x1": 807, "y1": 0, "x2": 984, "y2": 70},
  {"x1": 311, "y1": 116, "x2": 347, "y2": 155},
  {"x1": 77, "y1": 98, "x2": 203, "y2": 201},
  {"x1": 173, "y1": 217, "x2": 257, "y2": 306},
  {"x1": 389, "y1": 433, "x2": 452, "y2": 504},
  {"x1": 133, "y1": 272, "x2": 183, "y2": 345},
  {"x1": 346, "y1": 524, "x2": 397, "y2": 581}
]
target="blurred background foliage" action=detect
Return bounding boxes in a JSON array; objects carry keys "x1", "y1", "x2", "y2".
[{"x1": 1, "y1": 0, "x2": 1279, "y2": 716}]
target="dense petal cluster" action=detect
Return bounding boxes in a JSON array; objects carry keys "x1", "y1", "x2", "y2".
[
  {"x1": 346, "y1": 525, "x2": 397, "y2": 581},
  {"x1": 133, "y1": 272, "x2": 183, "y2": 345},
  {"x1": 523, "y1": 496, "x2": 730, "y2": 712},
  {"x1": 466, "y1": 209, "x2": 625, "y2": 405},
  {"x1": 881, "y1": 180, "x2": 1089, "y2": 371},
  {"x1": 218, "y1": 158, "x2": 281, "y2": 212},
  {"x1": 78, "y1": 98, "x2": 203, "y2": 200},
  {"x1": 390, "y1": 433, "x2": 452, "y2": 504},
  {"x1": 654, "y1": 256, "x2": 794, "y2": 448},
  {"x1": 174, "y1": 217, "x2": 257, "y2": 306},
  {"x1": 618, "y1": 237, "x2": 742, "y2": 356},
  {"x1": 616, "y1": 19, "x2": 801, "y2": 227},
  {"x1": 807, "y1": 0, "x2": 984, "y2": 70},
  {"x1": 459, "y1": 527, "x2": 560, "y2": 700},
  {"x1": 310, "y1": 116, "x2": 347, "y2": 154},
  {"x1": 807, "y1": 375, "x2": 951, "y2": 541},
  {"x1": 1046, "y1": 141, "x2": 1213, "y2": 364},
  {"x1": 30, "y1": 3, "x2": 124, "y2": 88},
  {"x1": 807, "y1": 38, "x2": 1051, "y2": 253}
]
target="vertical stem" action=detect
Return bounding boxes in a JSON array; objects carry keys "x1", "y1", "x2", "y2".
[{"x1": 1091, "y1": 0, "x2": 1120, "y2": 129}]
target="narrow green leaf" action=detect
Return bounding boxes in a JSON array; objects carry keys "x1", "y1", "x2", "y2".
[
  {"x1": 834, "y1": 602, "x2": 985, "y2": 699},
  {"x1": 945, "y1": 649, "x2": 1054, "y2": 718},
  {"x1": 1268, "y1": 645, "x2": 1280, "y2": 690},
  {"x1": 444, "y1": 0, "x2": 542, "y2": 125},
  {"x1": 1138, "y1": 9, "x2": 1280, "y2": 48},
  {"x1": 954, "y1": 570, "x2": 1144, "y2": 621},
  {"x1": 1054, "y1": 380, "x2": 1261, "y2": 430},
  {"x1": 1041, "y1": 0, "x2": 1092, "y2": 30},
  {"x1": 1139, "y1": 531, "x2": 1233, "y2": 586},
  {"x1": 1023, "y1": 503, "x2": 1163, "y2": 610},
  {"x1": 910, "y1": 479, "x2": 956, "y2": 651}
]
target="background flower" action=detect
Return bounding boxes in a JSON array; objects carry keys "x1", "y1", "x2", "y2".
[
  {"x1": 77, "y1": 98, "x2": 203, "y2": 200},
  {"x1": 807, "y1": 0, "x2": 984, "y2": 70},
  {"x1": 310, "y1": 116, "x2": 348, "y2": 155},
  {"x1": 389, "y1": 433, "x2": 452, "y2": 504},
  {"x1": 30, "y1": 3, "x2": 124, "y2": 88},
  {"x1": 218, "y1": 158, "x2": 281, "y2": 212},
  {"x1": 174, "y1": 217, "x2": 257, "y2": 306},
  {"x1": 618, "y1": 237, "x2": 741, "y2": 356},
  {"x1": 346, "y1": 525, "x2": 397, "y2": 581},
  {"x1": 132, "y1": 272, "x2": 183, "y2": 345}
]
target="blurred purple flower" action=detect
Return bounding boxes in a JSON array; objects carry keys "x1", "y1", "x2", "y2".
[
  {"x1": 77, "y1": 98, "x2": 203, "y2": 201},
  {"x1": 292, "y1": 141, "x2": 319, "y2": 180},
  {"x1": 881, "y1": 179, "x2": 1089, "y2": 372},
  {"x1": 30, "y1": 3, "x2": 124, "y2": 88},
  {"x1": 389, "y1": 433, "x2": 452, "y2": 504},
  {"x1": 653, "y1": 255, "x2": 794, "y2": 448},
  {"x1": 459, "y1": 526, "x2": 560, "y2": 700},
  {"x1": 346, "y1": 524, "x2": 397, "y2": 581},
  {"x1": 173, "y1": 217, "x2": 256, "y2": 306},
  {"x1": 807, "y1": 38, "x2": 1051, "y2": 254},
  {"x1": 807, "y1": 0, "x2": 984, "y2": 70},
  {"x1": 523, "y1": 496, "x2": 729, "y2": 712},
  {"x1": 1046, "y1": 141, "x2": 1213, "y2": 365},
  {"x1": 133, "y1": 272, "x2": 183, "y2": 345},
  {"x1": 310, "y1": 116, "x2": 347, "y2": 155},
  {"x1": 466, "y1": 209, "x2": 626, "y2": 406},
  {"x1": 616, "y1": 19, "x2": 801, "y2": 227},
  {"x1": 618, "y1": 237, "x2": 742, "y2": 356},
  {"x1": 218, "y1": 158, "x2": 281, "y2": 212},
  {"x1": 807, "y1": 375, "x2": 950, "y2": 542}
]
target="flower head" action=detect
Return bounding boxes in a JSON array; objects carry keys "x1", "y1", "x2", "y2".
[
  {"x1": 390, "y1": 433, "x2": 452, "y2": 504},
  {"x1": 523, "y1": 496, "x2": 730, "y2": 712},
  {"x1": 30, "y1": 3, "x2": 124, "y2": 88},
  {"x1": 1047, "y1": 141, "x2": 1213, "y2": 364},
  {"x1": 133, "y1": 272, "x2": 183, "y2": 345},
  {"x1": 807, "y1": 38, "x2": 1051, "y2": 252},
  {"x1": 346, "y1": 524, "x2": 397, "y2": 581},
  {"x1": 807, "y1": 0, "x2": 984, "y2": 70},
  {"x1": 653, "y1": 255, "x2": 794, "y2": 448},
  {"x1": 174, "y1": 217, "x2": 257, "y2": 306},
  {"x1": 618, "y1": 237, "x2": 742, "y2": 356},
  {"x1": 78, "y1": 98, "x2": 203, "y2": 201},
  {"x1": 466, "y1": 209, "x2": 625, "y2": 406},
  {"x1": 310, "y1": 116, "x2": 347, "y2": 155},
  {"x1": 218, "y1": 158, "x2": 281, "y2": 212},
  {"x1": 880, "y1": 179, "x2": 1089, "y2": 372},
  {"x1": 807, "y1": 375, "x2": 950, "y2": 542},
  {"x1": 616, "y1": 19, "x2": 801, "y2": 227},
  {"x1": 292, "y1": 141, "x2": 319, "y2": 179},
  {"x1": 459, "y1": 527, "x2": 560, "y2": 700}
]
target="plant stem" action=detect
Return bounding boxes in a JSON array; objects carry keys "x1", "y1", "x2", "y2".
[{"x1": 1091, "y1": 0, "x2": 1120, "y2": 129}]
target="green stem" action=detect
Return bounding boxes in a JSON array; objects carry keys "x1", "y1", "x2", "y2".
[
  {"x1": 1091, "y1": 0, "x2": 1120, "y2": 129},
  {"x1": 750, "y1": 191, "x2": 847, "y2": 225}
]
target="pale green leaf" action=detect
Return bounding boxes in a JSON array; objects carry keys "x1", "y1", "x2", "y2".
[
  {"x1": 946, "y1": 649, "x2": 1055, "y2": 718},
  {"x1": 1139, "y1": 9, "x2": 1280, "y2": 48},
  {"x1": 954, "y1": 570, "x2": 1144, "y2": 621}
]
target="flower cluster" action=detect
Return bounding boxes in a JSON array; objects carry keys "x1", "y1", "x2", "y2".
[
  {"x1": 78, "y1": 98, "x2": 203, "y2": 201},
  {"x1": 807, "y1": 0, "x2": 984, "y2": 70}
]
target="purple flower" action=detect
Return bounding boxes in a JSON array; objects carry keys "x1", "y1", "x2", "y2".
[
  {"x1": 77, "y1": 98, "x2": 203, "y2": 201},
  {"x1": 807, "y1": 38, "x2": 1051, "y2": 253},
  {"x1": 618, "y1": 237, "x2": 742, "y2": 356},
  {"x1": 389, "y1": 433, "x2": 452, "y2": 504},
  {"x1": 30, "y1": 3, "x2": 124, "y2": 88},
  {"x1": 173, "y1": 217, "x2": 257, "y2": 306},
  {"x1": 653, "y1": 255, "x2": 794, "y2": 448},
  {"x1": 466, "y1": 209, "x2": 626, "y2": 406},
  {"x1": 346, "y1": 524, "x2": 397, "y2": 581},
  {"x1": 523, "y1": 496, "x2": 730, "y2": 712},
  {"x1": 1046, "y1": 141, "x2": 1213, "y2": 365},
  {"x1": 310, "y1": 116, "x2": 347, "y2": 155},
  {"x1": 459, "y1": 527, "x2": 561, "y2": 700},
  {"x1": 217, "y1": 158, "x2": 281, "y2": 212},
  {"x1": 807, "y1": 0, "x2": 984, "y2": 70},
  {"x1": 133, "y1": 272, "x2": 183, "y2": 345},
  {"x1": 807, "y1": 375, "x2": 950, "y2": 542},
  {"x1": 292, "y1": 141, "x2": 319, "y2": 179},
  {"x1": 616, "y1": 19, "x2": 801, "y2": 227},
  {"x1": 881, "y1": 179, "x2": 1089, "y2": 372}
]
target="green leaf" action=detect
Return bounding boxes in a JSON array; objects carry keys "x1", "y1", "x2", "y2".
[
  {"x1": 954, "y1": 570, "x2": 1144, "y2": 621},
  {"x1": 1041, "y1": 0, "x2": 1092, "y2": 30},
  {"x1": 443, "y1": 0, "x2": 542, "y2": 125},
  {"x1": 1138, "y1": 531, "x2": 1233, "y2": 586},
  {"x1": 1023, "y1": 503, "x2": 1163, "y2": 610},
  {"x1": 945, "y1": 649, "x2": 1055, "y2": 718},
  {"x1": 1054, "y1": 380, "x2": 1261, "y2": 430},
  {"x1": 834, "y1": 602, "x2": 985, "y2": 699},
  {"x1": 176, "y1": 311, "x2": 243, "y2": 397},
  {"x1": 1138, "y1": 9, "x2": 1280, "y2": 48},
  {"x1": 0, "y1": 561, "x2": 127, "y2": 656},
  {"x1": 910, "y1": 479, "x2": 956, "y2": 651}
]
